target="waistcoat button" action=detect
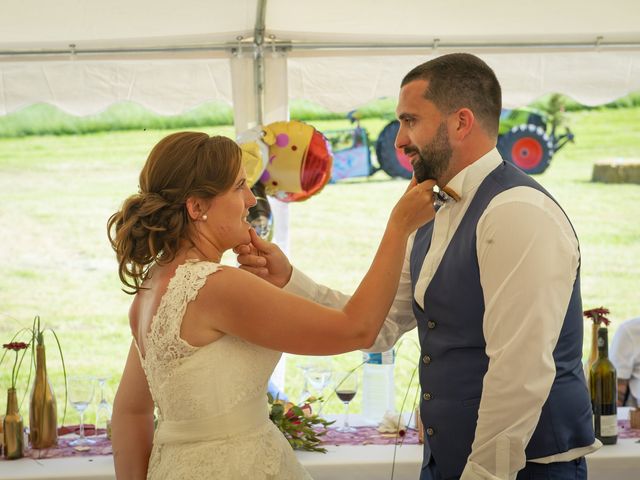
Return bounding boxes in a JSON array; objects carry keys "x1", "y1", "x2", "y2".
[
  {"x1": 427, "y1": 320, "x2": 436, "y2": 329},
  {"x1": 423, "y1": 392, "x2": 432, "y2": 401},
  {"x1": 422, "y1": 355, "x2": 431, "y2": 364},
  {"x1": 426, "y1": 427, "x2": 435, "y2": 436}
]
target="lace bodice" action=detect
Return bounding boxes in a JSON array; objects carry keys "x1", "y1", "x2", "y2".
[{"x1": 137, "y1": 260, "x2": 312, "y2": 479}]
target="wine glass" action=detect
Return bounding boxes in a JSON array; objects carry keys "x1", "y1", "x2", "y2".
[
  {"x1": 308, "y1": 367, "x2": 332, "y2": 392},
  {"x1": 94, "y1": 376, "x2": 112, "y2": 438},
  {"x1": 297, "y1": 363, "x2": 313, "y2": 404},
  {"x1": 335, "y1": 371, "x2": 358, "y2": 433},
  {"x1": 68, "y1": 375, "x2": 96, "y2": 446},
  {"x1": 306, "y1": 364, "x2": 333, "y2": 413}
]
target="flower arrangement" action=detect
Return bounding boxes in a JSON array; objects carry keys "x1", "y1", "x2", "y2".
[
  {"x1": 0, "y1": 315, "x2": 67, "y2": 420},
  {"x1": 583, "y1": 307, "x2": 611, "y2": 326},
  {"x1": 2, "y1": 342, "x2": 30, "y2": 390},
  {"x1": 268, "y1": 393, "x2": 334, "y2": 453}
]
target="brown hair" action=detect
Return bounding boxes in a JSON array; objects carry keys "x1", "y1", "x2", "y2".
[
  {"x1": 107, "y1": 132, "x2": 242, "y2": 293},
  {"x1": 402, "y1": 53, "x2": 502, "y2": 137}
]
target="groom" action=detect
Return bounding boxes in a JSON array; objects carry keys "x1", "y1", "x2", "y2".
[{"x1": 236, "y1": 53, "x2": 598, "y2": 479}]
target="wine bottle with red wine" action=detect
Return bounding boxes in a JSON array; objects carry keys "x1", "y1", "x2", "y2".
[{"x1": 590, "y1": 326, "x2": 618, "y2": 445}]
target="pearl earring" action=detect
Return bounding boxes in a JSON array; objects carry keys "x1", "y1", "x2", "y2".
[{"x1": 201, "y1": 214, "x2": 208, "y2": 221}]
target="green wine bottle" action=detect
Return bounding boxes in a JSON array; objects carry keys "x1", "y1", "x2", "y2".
[{"x1": 589, "y1": 327, "x2": 618, "y2": 445}]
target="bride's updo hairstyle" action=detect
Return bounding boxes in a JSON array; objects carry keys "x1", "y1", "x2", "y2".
[{"x1": 108, "y1": 132, "x2": 242, "y2": 293}]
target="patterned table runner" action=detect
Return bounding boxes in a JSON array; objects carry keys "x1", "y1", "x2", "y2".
[{"x1": 3, "y1": 420, "x2": 638, "y2": 462}]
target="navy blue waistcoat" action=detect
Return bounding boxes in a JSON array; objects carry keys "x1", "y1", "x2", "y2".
[{"x1": 410, "y1": 161, "x2": 594, "y2": 478}]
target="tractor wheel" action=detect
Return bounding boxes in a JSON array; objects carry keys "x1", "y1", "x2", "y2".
[
  {"x1": 375, "y1": 120, "x2": 413, "y2": 179},
  {"x1": 498, "y1": 124, "x2": 554, "y2": 174}
]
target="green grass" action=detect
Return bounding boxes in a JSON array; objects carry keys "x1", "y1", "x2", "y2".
[{"x1": 1, "y1": 108, "x2": 639, "y2": 424}]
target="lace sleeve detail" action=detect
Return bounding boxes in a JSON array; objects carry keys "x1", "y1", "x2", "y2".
[{"x1": 143, "y1": 261, "x2": 221, "y2": 386}]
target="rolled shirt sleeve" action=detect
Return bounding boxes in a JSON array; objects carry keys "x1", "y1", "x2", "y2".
[{"x1": 462, "y1": 187, "x2": 580, "y2": 479}]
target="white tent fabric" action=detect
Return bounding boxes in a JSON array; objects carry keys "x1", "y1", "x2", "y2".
[{"x1": 1, "y1": 0, "x2": 639, "y2": 121}]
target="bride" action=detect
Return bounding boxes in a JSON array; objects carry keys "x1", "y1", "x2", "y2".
[{"x1": 108, "y1": 132, "x2": 435, "y2": 479}]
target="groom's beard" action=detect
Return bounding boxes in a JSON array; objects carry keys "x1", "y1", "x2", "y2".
[{"x1": 406, "y1": 122, "x2": 453, "y2": 183}]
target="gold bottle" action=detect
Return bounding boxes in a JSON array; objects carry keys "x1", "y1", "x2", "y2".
[
  {"x1": 29, "y1": 344, "x2": 58, "y2": 449},
  {"x1": 584, "y1": 322, "x2": 599, "y2": 389},
  {"x1": 4, "y1": 388, "x2": 24, "y2": 459}
]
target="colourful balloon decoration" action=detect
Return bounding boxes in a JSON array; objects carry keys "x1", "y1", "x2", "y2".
[
  {"x1": 259, "y1": 121, "x2": 333, "y2": 203},
  {"x1": 237, "y1": 126, "x2": 269, "y2": 188}
]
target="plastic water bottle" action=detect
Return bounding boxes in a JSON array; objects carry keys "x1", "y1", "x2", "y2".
[{"x1": 361, "y1": 349, "x2": 395, "y2": 424}]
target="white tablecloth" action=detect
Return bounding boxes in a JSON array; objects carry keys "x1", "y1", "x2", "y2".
[
  {"x1": 1, "y1": 441, "x2": 639, "y2": 480},
  {"x1": 1, "y1": 410, "x2": 638, "y2": 480}
]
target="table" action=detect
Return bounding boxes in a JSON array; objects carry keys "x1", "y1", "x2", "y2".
[{"x1": 1, "y1": 411, "x2": 638, "y2": 480}]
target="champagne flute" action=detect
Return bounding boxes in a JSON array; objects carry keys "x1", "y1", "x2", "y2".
[
  {"x1": 94, "y1": 376, "x2": 112, "y2": 438},
  {"x1": 335, "y1": 371, "x2": 358, "y2": 433},
  {"x1": 68, "y1": 375, "x2": 96, "y2": 446}
]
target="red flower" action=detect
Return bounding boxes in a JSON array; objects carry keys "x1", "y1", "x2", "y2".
[
  {"x1": 2, "y1": 342, "x2": 29, "y2": 351},
  {"x1": 583, "y1": 307, "x2": 611, "y2": 326},
  {"x1": 3, "y1": 340, "x2": 30, "y2": 389},
  {"x1": 398, "y1": 429, "x2": 406, "y2": 437},
  {"x1": 285, "y1": 408, "x2": 302, "y2": 425}
]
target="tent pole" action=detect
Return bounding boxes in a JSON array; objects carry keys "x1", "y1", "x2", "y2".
[
  {"x1": 253, "y1": 0, "x2": 268, "y2": 126},
  {"x1": 2, "y1": 37, "x2": 637, "y2": 59}
]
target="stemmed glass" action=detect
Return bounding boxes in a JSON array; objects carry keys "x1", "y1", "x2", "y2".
[
  {"x1": 68, "y1": 375, "x2": 96, "y2": 446},
  {"x1": 94, "y1": 376, "x2": 112, "y2": 438},
  {"x1": 297, "y1": 363, "x2": 313, "y2": 404},
  {"x1": 307, "y1": 366, "x2": 333, "y2": 394},
  {"x1": 306, "y1": 365, "x2": 333, "y2": 413},
  {"x1": 335, "y1": 371, "x2": 358, "y2": 433}
]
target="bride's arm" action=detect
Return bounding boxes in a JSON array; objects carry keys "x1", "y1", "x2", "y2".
[
  {"x1": 196, "y1": 179, "x2": 435, "y2": 355},
  {"x1": 112, "y1": 341, "x2": 155, "y2": 480}
]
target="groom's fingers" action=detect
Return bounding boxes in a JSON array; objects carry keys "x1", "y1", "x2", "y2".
[
  {"x1": 238, "y1": 263, "x2": 269, "y2": 277},
  {"x1": 248, "y1": 227, "x2": 274, "y2": 252},
  {"x1": 236, "y1": 250, "x2": 267, "y2": 268}
]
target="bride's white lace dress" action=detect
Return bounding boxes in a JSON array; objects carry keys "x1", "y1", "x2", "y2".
[{"x1": 137, "y1": 260, "x2": 313, "y2": 479}]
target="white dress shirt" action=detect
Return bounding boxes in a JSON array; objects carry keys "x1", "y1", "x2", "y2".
[
  {"x1": 611, "y1": 316, "x2": 640, "y2": 404},
  {"x1": 286, "y1": 149, "x2": 600, "y2": 479}
]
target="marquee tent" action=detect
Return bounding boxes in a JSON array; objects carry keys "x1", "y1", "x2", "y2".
[{"x1": 1, "y1": 0, "x2": 639, "y2": 133}]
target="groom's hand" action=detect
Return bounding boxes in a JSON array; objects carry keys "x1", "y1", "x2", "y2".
[{"x1": 234, "y1": 228, "x2": 293, "y2": 288}]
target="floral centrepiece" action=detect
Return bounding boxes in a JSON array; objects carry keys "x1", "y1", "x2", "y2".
[
  {"x1": 1, "y1": 315, "x2": 68, "y2": 451},
  {"x1": 3, "y1": 341, "x2": 29, "y2": 459},
  {"x1": 268, "y1": 393, "x2": 334, "y2": 453}
]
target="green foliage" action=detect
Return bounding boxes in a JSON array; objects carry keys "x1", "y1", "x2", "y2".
[
  {"x1": 1, "y1": 91, "x2": 640, "y2": 138},
  {"x1": 541, "y1": 93, "x2": 568, "y2": 129},
  {"x1": 530, "y1": 91, "x2": 640, "y2": 112},
  {"x1": 0, "y1": 102, "x2": 235, "y2": 138},
  {"x1": 267, "y1": 393, "x2": 334, "y2": 452},
  {"x1": 289, "y1": 99, "x2": 344, "y2": 121}
]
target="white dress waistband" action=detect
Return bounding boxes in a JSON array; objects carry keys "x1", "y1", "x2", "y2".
[{"x1": 154, "y1": 395, "x2": 269, "y2": 445}]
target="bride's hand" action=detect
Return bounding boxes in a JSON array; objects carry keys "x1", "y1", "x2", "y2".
[{"x1": 388, "y1": 177, "x2": 437, "y2": 235}]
